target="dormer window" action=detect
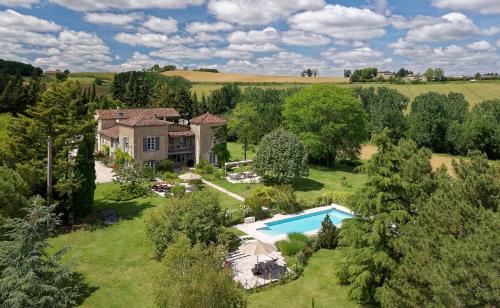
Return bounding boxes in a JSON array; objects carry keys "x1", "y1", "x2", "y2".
[{"x1": 117, "y1": 112, "x2": 125, "y2": 118}]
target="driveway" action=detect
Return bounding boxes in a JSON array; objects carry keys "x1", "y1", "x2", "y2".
[{"x1": 95, "y1": 161, "x2": 115, "y2": 183}]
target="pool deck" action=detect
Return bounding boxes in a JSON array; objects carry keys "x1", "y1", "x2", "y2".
[{"x1": 235, "y1": 204, "x2": 354, "y2": 243}]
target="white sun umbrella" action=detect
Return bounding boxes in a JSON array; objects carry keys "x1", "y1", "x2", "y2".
[
  {"x1": 239, "y1": 241, "x2": 277, "y2": 264},
  {"x1": 178, "y1": 172, "x2": 202, "y2": 181}
]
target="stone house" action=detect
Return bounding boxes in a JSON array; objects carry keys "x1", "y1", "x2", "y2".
[{"x1": 95, "y1": 108, "x2": 226, "y2": 168}]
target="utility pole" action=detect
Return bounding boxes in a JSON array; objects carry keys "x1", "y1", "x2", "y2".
[{"x1": 47, "y1": 135, "x2": 52, "y2": 203}]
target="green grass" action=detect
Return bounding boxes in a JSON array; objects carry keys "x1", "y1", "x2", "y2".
[
  {"x1": 220, "y1": 143, "x2": 368, "y2": 202},
  {"x1": 50, "y1": 183, "x2": 163, "y2": 307},
  {"x1": 227, "y1": 142, "x2": 256, "y2": 161},
  {"x1": 248, "y1": 249, "x2": 360, "y2": 308},
  {"x1": 204, "y1": 185, "x2": 242, "y2": 210}
]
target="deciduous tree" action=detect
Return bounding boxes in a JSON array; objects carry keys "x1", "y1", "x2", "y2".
[{"x1": 284, "y1": 85, "x2": 367, "y2": 166}]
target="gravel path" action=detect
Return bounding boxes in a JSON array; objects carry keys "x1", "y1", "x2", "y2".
[{"x1": 95, "y1": 161, "x2": 115, "y2": 183}]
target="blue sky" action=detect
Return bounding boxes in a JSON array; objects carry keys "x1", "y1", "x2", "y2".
[{"x1": 0, "y1": 0, "x2": 498, "y2": 75}]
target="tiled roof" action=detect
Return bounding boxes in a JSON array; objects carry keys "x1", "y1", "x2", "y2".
[
  {"x1": 118, "y1": 115, "x2": 171, "y2": 127},
  {"x1": 190, "y1": 113, "x2": 225, "y2": 125},
  {"x1": 96, "y1": 108, "x2": 180, "y2": 120},
  {"x1": 99, "y1": 126, "x2": 119, "y2": 138},
  {"x1": 168, "y1": 131, "x2": 194, "y2": 137}
]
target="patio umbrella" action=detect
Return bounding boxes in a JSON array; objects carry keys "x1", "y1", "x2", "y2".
[
  {"x1": 178, "y1": 172, "x2": 202, "y2": 181},
  {"x1": 239, "y1": 241, "x2": 276, "y2": 256}
]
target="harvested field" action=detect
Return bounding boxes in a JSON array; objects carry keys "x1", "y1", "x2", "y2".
[{"x1": 162, "y1": 70, "x2": 348, "y2": 83}]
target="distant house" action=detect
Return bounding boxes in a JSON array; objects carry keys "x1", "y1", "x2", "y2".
[
  {"x1": 95, "y1": 108, "x2": 226, "y2": 168},
  {"x1": 403, "y1": 74, "x2": 427, "y2": 82},
  {"x1": 377, "y1": 71, "x2": 395, "y2": 79}
]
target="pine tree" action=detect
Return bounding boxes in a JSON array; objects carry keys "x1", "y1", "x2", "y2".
[
  {"x1": 71, "y1": 131, "x2": 96, "y2": 220},
  {"x1": 0, "y1": 197, "x2": 84, "y2": 307},
  {"x1": 336, "y1": 130, "x2": 437, "y2": 304},
  {"x1": 315, "y1": 214, "x2": 338, "y2": 249}
]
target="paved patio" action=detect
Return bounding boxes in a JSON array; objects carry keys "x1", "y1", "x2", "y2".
[{"x1": 95, "y1": 161, "x2": 115, "y2": 183}]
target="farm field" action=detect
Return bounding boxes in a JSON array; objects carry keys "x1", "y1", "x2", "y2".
[
  {"x1": 162, "y1": 69, "x2": 347, "y2": 83},
  {"x1": 192, "y1": 81, "x2": 500, "y2": 107}
]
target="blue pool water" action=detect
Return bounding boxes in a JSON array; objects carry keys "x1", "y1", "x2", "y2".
[{"x1": 257, "y1": 208, "x2": 353, "y2": 237}]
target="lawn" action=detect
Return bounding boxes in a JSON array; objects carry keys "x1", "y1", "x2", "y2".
[
  {"x1": 227, "y1": 141, "x2": 256, "y2": 161},
  {"x1": 248, "y1": 249, "x2": 359, "y2": 308},
  {"x1": 220, "y1": 142, "x2": 367, "y2": 202},
  {"x1": 50, "y1": 183, "x2": 163, "y2": 307}
]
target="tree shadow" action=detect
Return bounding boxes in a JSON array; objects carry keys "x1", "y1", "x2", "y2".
[
  {"x1": 72, "y1": 272, "x2": 99, "y2": 306},
  {"x1": 293, "y1": 178, "x2": 325, "y2": 193}
]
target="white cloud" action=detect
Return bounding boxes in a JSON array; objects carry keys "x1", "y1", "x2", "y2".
[
  {"x1": 497, "y1": 40, "x2": 500, "y2": 48},
  {"x1": 150, "y1": 45, "x2": 251, "y2": 60},
  {"x1": 49, "y1": 0, "x2": 204, "y2": 11},
  {"x1": 288, "y1": 4, "x2": 387, "y2": 40},
  {"x1": 34, "y1": 30, "x2": 112, "y2": 71},
  {"x1": 0, "y1": 9, "x2": 61, "y2": 32},
  {"x1": 186, "y1": 21, "x2": 233, "y2": 33},
  {"x1": 0, "y1": 0, "x2": 39, "y2": 8},
  {"x1": 467, "y1": 40, "x2": 495, "y2": 52},
  {"x1": 84, "y1": 12, "x2": 142, "y2": 26},
  {"x1": 143, "y1": 16, "x2": 178, "y2": 33},
  {"x1": 390, "y1": 40, "x2": 500, "y2": 75},
  {"x1": 390, "y1": 15, "x2": 441, "y2": 29},
  {"x1": 222, "y1": 51, "x2": 334, "y2": 75},
  {"x1": 431, "y1": 0, "x2": 500, "y2": 14},
  {"x1": 405, "y1": 13, "x2": 490, "y2": 42},
  {"x1": 365, "y1": 0, "x2": 391, "y2": 16},
  {"x1": 112, "y1": 52, "x2": 162, "y2": 71},
  {"x1": 193, "y1": 32, "x2": 225, "y2": 43},
  {"x1": 227, "y1": 27, "x2": 279, "y2": 44},
  {"x1": 282, "y1": 30, "x2": 331, "y2": 46},
  {"x1": 322, "y1": 47, "x2": 393, "y2": 69},
  {"x1": 228, "y1": 43, "x2": 281, "y2": 52},
  {"x1": 114, "y1": 32, "x2": 194, "y2": 48},
  {"x1": 208, "y1": 0, "x2": 325, "y2": 25}
]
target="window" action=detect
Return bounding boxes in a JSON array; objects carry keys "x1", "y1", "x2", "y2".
[
  {"x1": 147, "y1": 137, "x2": 155, "y2": 151},
  {"x1": 209, "y1": 152, "x2": 216, "y2": 164},
  {"x1": 123, "y1": 137, "x2": 129, "y2": 151}
]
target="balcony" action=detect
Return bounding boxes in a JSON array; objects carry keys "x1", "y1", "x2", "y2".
[{"x1": 168, "y1": 145, "x2": 195, "y2": 154}]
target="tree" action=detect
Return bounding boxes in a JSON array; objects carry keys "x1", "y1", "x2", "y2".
[
  {"x1": 113, "y1": 165, "x2": 148, "y2": 197},
  {"x1": 353, "y1": 86, "x2": 408, "y2": 140},
  {"x1": 395, "y1": 68, "x2": 412, "y2": 78},
  {"x1": 204, "y1": 84, "x2": 240, "y2": 114},
  {"x1": 474, "y1": 72, "x2": 481, "y2": 80},
  {"x1": 70, "y1": 132, "x2": 96, "y2": 220},
  {"x1": 407, "y1": 92, "x2": 468, "y2": 153},
  {"x1": 228, "y1": 102, "x2": 259, "y2": 160},
  {"x1": 316, "y1": 214, "x2": 338, "y2": 249},
  {"x1": 155, "y1": 235, "x2": 246, "y2": 308},
  {"x1": 0, "y1": 166, "x2": 29, "y2": 225},
  {"x1": 454, "y1": 100, "x2": 500, "y2": 159},
  {"x1": 144, "y1": 190, "x2": 224, "y2": 259},
  {"x1": 424, "y1": 67, "x2": 445, "y2": 81},
  {"x1": 4, "y1": 81, "x2": 96, "y2": 220},
  {"x1": 0, "y1": 197, "x2": 84, "y2": 307},
  {"x1": 379, "y1": 156, "x2": 499, "y2": 307},
  {"x1": 343, "y1": 69, "x2": 352, "y2": 78},
  {"x1": 253, "y1": 128, "x2": 309, "y2": 184},
  {"x1": 336, "y1": 131, "x2": 436, "y2": 304},
  {"x1": 350, "y1": 68, "x2": 378, "y2": 82},
  {"x1": 284, "y1": 85, "x2": 367, "y2": 166}
]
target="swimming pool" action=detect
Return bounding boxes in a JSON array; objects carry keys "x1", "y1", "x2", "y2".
[{"x1": 257, "y1": 208, "x2": 353, "y2": 237}]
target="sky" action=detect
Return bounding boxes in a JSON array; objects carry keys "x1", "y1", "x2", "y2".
[{"x1": 0, "y1": 0, "x2": 499, "y2": 76}]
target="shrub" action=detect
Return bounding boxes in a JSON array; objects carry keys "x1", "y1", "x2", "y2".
[
  {"x1": 309, "y1": 192, "x2": 354, "y2": 207},
  {"x1": 157, "y1": 159, "x2": 175, "y2": 172},
  {"x1": 108, "y1": 186, "x2": 146, "y2": 201},
  {"x1": 271, "y1": 185, "x2": 301, "y2": 214},
  {"x1": 223, "y1": 208, "x2": 244, "y2": 226},
  {"x1": 244, "y1": 188, "x2": 272, "y2": 220},
  {"x1": 315, "y1": 215, "x2": 339, "y2": 249},
  {"x1": 143, "y1": 165, "x2": 155, "y2": 181},
  {"x1": 288, "y1": 232, "x2": 309, "y2": 243},
  {"x1": 253, "y1": 128, "x2": 309, "y2": 184},
  {"x1": 171, "y1": 185, "x2": 185, "y2": 197},
  {"x1": 277, "y1": 239, "x2": 306, "y2": 256},
  {"x1": 160, "y1": 171, "x2": 177, "y2": 182}
]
